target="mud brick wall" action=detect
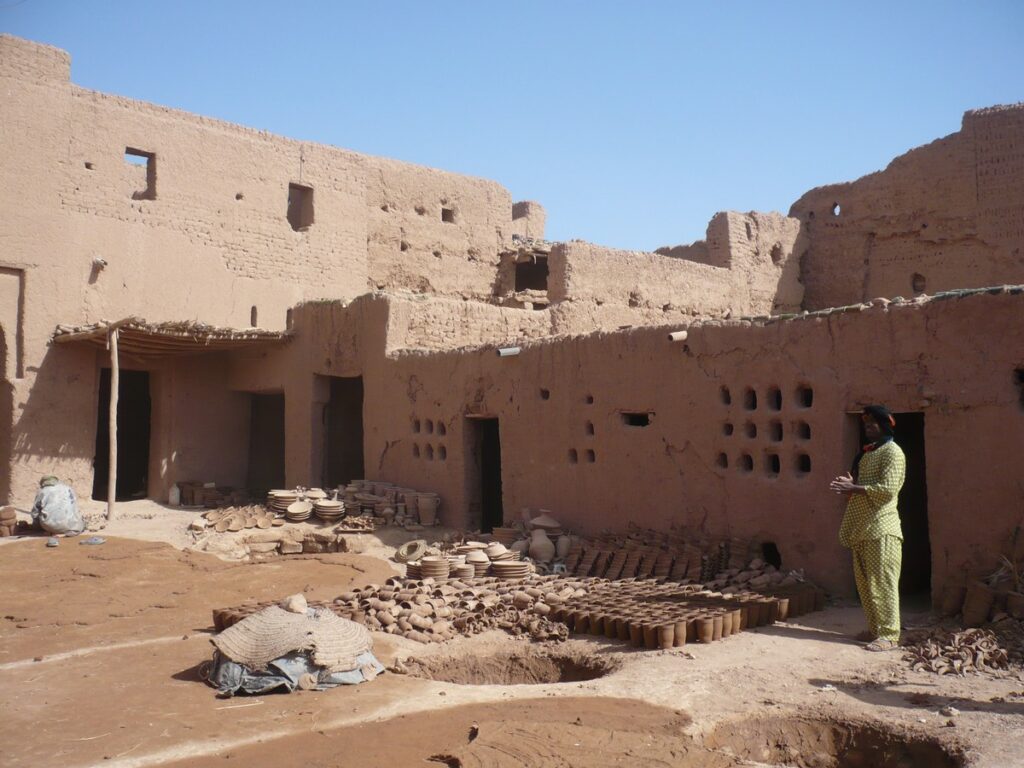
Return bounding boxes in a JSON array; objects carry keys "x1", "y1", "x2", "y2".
[{"x1": 792, "y1": 104, "x2": 1024, "y2": 310}]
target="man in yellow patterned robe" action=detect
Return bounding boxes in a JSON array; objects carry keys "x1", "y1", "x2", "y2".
[{"x1": 830, "y1": 405, "x2": 906, "y2": 652}]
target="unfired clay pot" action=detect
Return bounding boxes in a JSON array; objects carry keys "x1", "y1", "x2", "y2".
[
  {"x1": 529, "y1": 529, "x2": 556, "y2": 563},
  {"x1": 556, "y1": 535, "x2": 571, "y2": 560}
]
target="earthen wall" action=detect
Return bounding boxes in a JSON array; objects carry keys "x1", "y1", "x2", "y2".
[{"x1": 792, "y1": 103, "x2": 1024, "y2": 309}]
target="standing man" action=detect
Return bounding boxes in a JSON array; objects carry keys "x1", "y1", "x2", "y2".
[{"x1": 829, "y1": 405, "x2": 906, "y2": 652}]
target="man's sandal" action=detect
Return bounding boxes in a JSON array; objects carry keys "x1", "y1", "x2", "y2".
[{"x1": 864, "y1": 638, "x2": 898, "y2": 652}]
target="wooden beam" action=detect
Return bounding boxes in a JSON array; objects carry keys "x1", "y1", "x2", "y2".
[{"x1": 107, "y1": 328, "x2": 119, "y2": 521}]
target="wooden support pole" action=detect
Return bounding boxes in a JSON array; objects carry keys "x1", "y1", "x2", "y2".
[{"x1": 107, "y1": 327, "x2": 119, "y2": 521}]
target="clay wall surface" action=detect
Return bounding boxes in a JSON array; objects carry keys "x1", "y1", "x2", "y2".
[
  {"x1": 360, "y1": 289, "x2": 1024, "y2": 596},
  {"x1": 551, "y1": 212, "x2": 805, "y2": 317},
  {"x1": 0, "y1": 35, "x2": 525, "y2": 502},
  {"x1": 792, "y1": 103, "x2": 1024, "y2": 310}
]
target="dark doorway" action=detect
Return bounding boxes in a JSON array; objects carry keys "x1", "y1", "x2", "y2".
[
  {"x1": 93, "y1": 368, "x2": 151, "y2": 501},
  {"x1": 894, "y1": 412, "x2": 930, "y2": 596},
  {"x1": 852, "y1": 411, "x2": 930, "y2": 597},
  {"x1": 247, "y1": 393, "x2": 285, "y2": 494},
  {"x1": 324, "y1": 376, "x2": 364, "y2": 487},
  {"x1": 467, "y1": 417, "x2": 503, "y2": 532}
]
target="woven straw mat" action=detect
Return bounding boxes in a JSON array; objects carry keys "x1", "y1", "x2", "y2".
[{"x1": 212, "y1": 606, "x2": 372, "y2": 672}]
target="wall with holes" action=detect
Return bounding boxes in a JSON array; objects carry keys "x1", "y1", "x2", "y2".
[
  {"x1": 362, "y1": 288, "x2": 1024, "y2": 597},
  {"x1": 791, "y1": 104, "x2": 1024, "y2": 310}
]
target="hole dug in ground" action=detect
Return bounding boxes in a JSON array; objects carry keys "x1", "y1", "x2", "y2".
[
  {"x1": 399, "y1": 646, "x2": 617, "y2": 685},
  {"x1": 704, "y1": 715, "x2": 966, "y2": 768}
]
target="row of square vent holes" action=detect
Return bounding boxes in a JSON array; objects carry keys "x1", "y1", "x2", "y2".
[
  {"x1": 721, "y1": 385, "x2": 813, "y2": 411},
  {"x1": 724, "y1": 421, "x2": 811, "y2": 441},
  {"x1": 718, "y1": 452, "x2": 812, "y2": 475},
  {"x1": 412, "y1": 444, "x2": 447, "y2": 461},
  {"x1": 412, "y1": 419, "x2": 447, "y2": 436},
  {"x1": 106, "y1": 149, "x2": 459, "y2": 232}
]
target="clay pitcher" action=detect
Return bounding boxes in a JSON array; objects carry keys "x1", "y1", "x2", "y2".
[
  {"x1": 556, "y1": 535, "x2": 571, "y2": 561},
  {"x1": 529, "y1": 529, "x2": 556, "y2": 563}
]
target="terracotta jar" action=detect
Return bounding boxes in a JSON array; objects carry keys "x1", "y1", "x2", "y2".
[
  {"x1": 673, "y1": 617, "x2": 688, "y2": 646},
  {"x1": 657, "y1": 624, "x2": 675, "y2": 650},
  {"x1": 642, "y1": 622, "x2": 660, "y2": 649},
  {"x1": 720, "y1": 610, "x2": 732, "y2": 638},
  {"x1": 628, "y1": 620, "x2": 645, "y2": 647},
  {"x1": 697, "y1": 616, "x2": 715, "y2": 644},
  {"x1": 529, "y1": 529, "x2": 556, "y2": 563},
  {"x1": 712, "y1": 613, "x2": 724, "y2": 641}
]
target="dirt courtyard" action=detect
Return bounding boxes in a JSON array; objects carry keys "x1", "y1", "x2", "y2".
[{"x1": 2, "y1": 529, "x2": 1023, "y2": 767}]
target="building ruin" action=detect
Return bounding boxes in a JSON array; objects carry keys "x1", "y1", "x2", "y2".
[{"x1": 2, "y1": 34, "x2": 1023, "y2": 598}]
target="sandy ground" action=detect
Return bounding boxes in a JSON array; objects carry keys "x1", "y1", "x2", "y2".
[{"x1": 2, "y1": 522, "x2": 1023, "y2": 767}]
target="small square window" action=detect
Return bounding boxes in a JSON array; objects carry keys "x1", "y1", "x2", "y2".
[
  {"x1": 287, "y1": 183, "x2": 314, "y2": 231},
  {"x1": 621, "y1": 412, "x2": 652, "y2": 427},
  {"x1": 441, "y1": 207, "x2": 455, "y2": 223},
  {"x1": 585, "y1": 449, "x2": 596, "y2": 463}
]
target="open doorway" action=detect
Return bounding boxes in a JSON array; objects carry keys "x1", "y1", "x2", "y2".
[
  {"x1": 92, "y1": 368, "x2": 151, "y2": 501},
  {"x1": 324, "y1": 376, "x2": 364, "y2": 487},
  {"x1": 466, "y1": 417, "x2": 503, "y2": 532},
  {"x1": 246, "y1": 393, "x2": 285, "y2": 494},
  {"x1": 849, "y1": 411, "x2": 931, "y2": 597},
  {"x1": 893, "y1": 412, "x2": 930, "y2": 597}
]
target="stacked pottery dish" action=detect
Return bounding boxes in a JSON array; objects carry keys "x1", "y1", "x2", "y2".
[
  {"x1": 305, "y1": 488, "x2": 328, "y2": 501},
  {"x1": 465, "y1": 549, "x2": 491, "y2": 577},
  {"x1": 529, "y1": 512, "x2": 563, "y2": 538},
  {"x1": 491, "y1": 559, "x2": 530, "y2": 579},
  {"x1": 267, "y1": 490, "x2": 298, "y2": 514},
  {"x1": 405, "y1": 561, "x2": 423, "y2": 579},
  {"x1": 285, "y1": 500, "x2": 312, "y2": 522},
  {"x1": 314, "y1": 498, "x2": 345, "y2": 522},
  {"x1": 445, "y1": 553, "x2": 467, "y2": 569},
  {"x1": 419, "y1": 556, "x2": 450, "y2": 581},
  {"x1": 484, "y1": 542, "x2": 518, "y2": 562},
  {"x1": 452, "y1": 564, "x2": 475, "y2": 579},
  {"x1": 456, "y1": 542, "x2": 487, "y2": 556}
]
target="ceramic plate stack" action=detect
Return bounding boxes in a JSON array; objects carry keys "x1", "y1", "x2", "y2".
[
  {"x1": 456, "y1": 541, "x2": 487, "y2": 556},
  {"x1": 465, "y1": 549, "x2": 491, "y2": 577},
  {"x1": 452, "y1": 564, "x2": 475, "y2": 579},
  {"x1": 445, "y1": 554, "x2": 467, "y2": 569},
  {"x1": 267, "y1": 490, "x2": 298, "y2": 514},
  {"x1": 305, "y1": 488, "x2": 327, "y2": 501},
  {"x1": 285, "y1": 500, "x2": 312, "y2": 522},
  {"x1": 419, "y1": 555, "x2": 450, "y2": 581},
  {"x1": 492, "y1": 560, "x2": 530, "y2": 579},
  {"x1": 314, "y1": 499, "x2": 345, "y2": 523},
  {"x1": 405, "y1": 561, "x2": 422, "y2": 580},
  {"x1": 529, "y1": 513, "x2": 562, "y2": 538}
]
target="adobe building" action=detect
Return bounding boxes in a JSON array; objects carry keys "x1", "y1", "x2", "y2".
[{"x1": 1, "y1": 34, "x2": 1022, "y2": 600}]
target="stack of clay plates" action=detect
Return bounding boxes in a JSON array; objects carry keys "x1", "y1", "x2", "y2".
[
  {"x1": 285, "y1": 500, "x2": 313, "y2": 522},
  {"x1": 492, "y1": 559, "x2": 530, "y2": 579},
  {"x1": 419, "y1": 555, "x2": 450, "y2": 581},
  {"x1": 456, "y1": 542, "x2": 487, "y2": 556},
  {"x1": 465, "y1": 549, "x2": 491, "y2": 577},
  {"x1": 452, "y1": 564, "x2": 475, "y2": 579},
  {"x1": 206, "y1": 507, "x2": 281, "y2": 533},
  {"x1": 490, "y1": 527, "x2": 521, "y2": 546},
  {"x1": 314, "y1": 499, "x2": 345, "y2": 523},
  {"x1": 484, "y1": 542, "x2": 514, "y2": 561},
  {"x1": 267, "y1": 490, "x2": 298, "y2": 514},
  {"x1": 445, "y1": 553, "x2": 467, "y2": 568},
  {"x1": 405, "y1": 561, "x2": 422, "y2": 580}
]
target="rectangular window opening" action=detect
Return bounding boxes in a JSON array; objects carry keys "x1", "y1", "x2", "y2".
[
  {"x1": 441, "y1": 207, "x2": 456, "y2": 223},
  {"x1": 514, "y1": 257, "x2": 549, "y2": 292},
  {"x1": 621, "y1": 411, "x2": 652, "y2": 427},
  {"x1": 124, "y1": 147, "x2": 156, "y2": 200},
  {"x1": 287, "y1": 182, "x2": 315, "y2": 231}
]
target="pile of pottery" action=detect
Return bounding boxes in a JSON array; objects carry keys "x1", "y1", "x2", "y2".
[
  {"x1": 285, "y1": 500, "x2": 313, "y2": 522},
  {"x1": 267, "y1": 489, "x2": 299, "y2": 514},
  {"x1": 314, "y1": 498, "x2": 346, "y2": 523},
  {"x1": 502, "y1": 511, "x2": 573, "y2": 568},
  {"x1": 340, "y1": 480, "x2": 442, "y2": 528},
  {"x1": 203, "y1": 505, "x2": 281, "y2": 532}
]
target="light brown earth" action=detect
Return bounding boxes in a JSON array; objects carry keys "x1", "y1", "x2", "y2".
[{"x1": 2, "y1": 526, "x2": 1023, "y2": 768}]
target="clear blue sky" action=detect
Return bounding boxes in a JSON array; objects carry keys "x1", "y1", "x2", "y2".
[{"x1": 3, "y1": 1, "x2": 1022, "y2": 250}]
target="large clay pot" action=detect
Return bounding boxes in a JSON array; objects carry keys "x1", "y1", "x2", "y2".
[
  {"x1": 556, "y1": 535, "x2": 571, "y2": 561},
  {"x1": 529, "y1": 529, "x2": 556, "y2": 563},
  {"x1": 417, "y1": 494, "x2": 440, "y2": 526}
]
